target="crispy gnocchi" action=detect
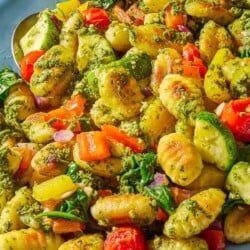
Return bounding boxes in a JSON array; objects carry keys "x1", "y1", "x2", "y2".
[{"x1": 1, "y1": 0, "x2": 250, "y2": 249}]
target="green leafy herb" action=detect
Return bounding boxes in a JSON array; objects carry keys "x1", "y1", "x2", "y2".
[
  {"x1": 38, "y1": 188, "x2": 90, "y2": 223},
  {"x1": 237, "y1": 144, "x2": 250, "y2": 163},
  {"x1": 120, "y1": 152, "x2": 157, "y2": 193},
  {"x1": 240, "y1": 46, "x2": 250, "y2": 58},
  {"x1": 60, "y1": 189, "x2": 90, "y2": 223},
  {"x1": 37, "y1": 211, "x2": 83, "y2": 221},
  {"x1": 0, "y1": 69, "x2": 22, "y2": 101},
  {"x1": 219, "y1": 198, "x2": 245, "y2": 217},
  {"x1": 67, "y1": 162, "x2": 82, "y2": 183},
  {"x1": 79, "y1": 116, "x2": 93, "y2": 131},
  {"x1": 144, "y1": 185, "x2": 176, "y2": 215},
  {"x1": 94, "y1": 0, "x2": 118, "y2": 9}
]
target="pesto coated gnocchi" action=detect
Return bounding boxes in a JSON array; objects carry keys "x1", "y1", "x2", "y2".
[{"x1": 0, "y1": 0, "x2": 250, "y2": 249}]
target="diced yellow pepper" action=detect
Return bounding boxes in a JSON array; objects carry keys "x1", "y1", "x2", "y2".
[
  {"x1": 56, "y1": 0, "x2": 80, "y2": 17},
  {"x1": 78, "y1": 1, "x2": 89, "y2": 13},
  {"x1": 32, "y1": 175, "x2": 77, "y2": 202}
]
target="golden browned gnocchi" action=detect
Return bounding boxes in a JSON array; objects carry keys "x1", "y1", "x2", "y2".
[
  {"x1": 139, "y1": 98, "x2": 176, "y2": 146},
  {"x1": 0, "y1": 228, "x2": 64, "y2": 250},
  {"x1": 199, "y1": 20, "x2": 234, "y2": 64},
  {"x1": 224, "y1": 205, "x2": 250, "y2": 244},
  {"x1": 30, "y1": 45, "x2": 75, "y2": 105},
  {"x1": 58, "y1": 233, "x2": 104, "y2": 250},
  {"x1": 22, "y1": 112, "x2": 55, "y2": 144},
  {"x1": 163, "y1": 188, "x2": 226, "y2": 238},
  {"x1": 31, "y1": 141, "x2": 73, "y2": 179},
  {"x1": 2, "y1": 0, "x2": 250, "y2": 249},
  {"x1": 185, "y1": 0, "x2": 234, "y2": 25},
  {"x1": 150, "y1": 48, "x2": 182, "y2": 95},
  {"x1": 105, "y1": 21, "x2": 132, "y2": 52},
  {"x1": 98, "y1": 66, "x2": 144, "y2": 120},
  {"x1": 90, "y1": 193, "x2": 156, "y2": 226},
  {"x1": 148, "y1": 235, "x2": 209, "y2": 250},
  {"x1": 0, "y1": 186, "x2": 33, "y2": 233},
  {"x1": 4, "y1": 83, "x2": 35, "y2": 129},
  {"x1": 157, "y1": 133, "x2": 203, "y2": 186},
  {"x1": 59, "y1": 10, "x2": 83, "y2": 56},
  {"x1": 159, "y1": 74, "x2": 205, "y2": 126}
]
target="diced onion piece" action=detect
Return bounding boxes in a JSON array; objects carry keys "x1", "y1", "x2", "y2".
[
  {"x1": 53, "y1": 130, "x2": 74, "y2": 142},
  {"x1": 215, "y1": 102, "x2": 226, "y2": 117}
]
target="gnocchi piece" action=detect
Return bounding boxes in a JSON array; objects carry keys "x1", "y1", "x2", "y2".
[
  {"x1": 199, "y1": 20, "x2": 234, "y2": 64},
  {"x1": 30, "y1": 45, "x2": 75, "y2": 103},
  {"x1": 22, "y1": 112, "x2": 55, "y2": 144},
  {"x1": 143, "y1": 0, "x2": 171, "y2": 12},
  {"x1": 90, "y1": 193, "x2": 156, "y2": 226},
  {"x1": 144, "y1": 13, "x2": 162, "y2": 25},
  {"x1": 175, "y1": 119, "x2": 194, "y2": 141},
  {"x1": 0, "y1": 228, "x2": 64, "y2": 250},
  {"x1": 150, "y1": 48, "x2": 182, "y2": 95},
  {"x1": 222, "y1": 57, "x2": 250, "y2": 83},
  {"x1": 228, "y1": 10, "x2": 250, "y2": 47},
  {"x1": 185, "y1": 0, "x2": 235, "y2": 26},
  {"x1": 59, "y1": 9, "x2": 83, "y2": 56},
  {"x1": 0, "y1": 172, "x2": 15, "y2": 214},
  {"x1": 98, "y1": 67, "x2": 144, "y2": 120},
  {"x1": 204, "y1": 48, "x2": 233, "y2": 104},
  {"x1": 76, "y1": 28, "x2": 116, "y2": 72},
  {"x1": 139, "y1": 98, "x2": 176, "y2": 146},
  {"x1": 129, "y1": 24, "x2": 192, "y2": 57},
  {"x1": 157, "y1": 133, "x2": 203, "y2": 186},
  {"x1": 230, "y1": 66, "x2": 250, "y2": 99},
  {"x1": 224, "y1": 205, "x2": 250, "y2": 244},
  {"x1": 0, "y1": 145, "x2": 22, "y2": 174},
  {"x1": 185, "y1": 163, "x2": 227, "y2": 191},
  {"x1": 4, "y1": 83, "x2": 36, "y2": 130},
  {"x1": 0, "y1": 186, "x2": 33, "y2": 233},
  {"x1": 148, "y1": 235, "x2": 208, "y2": 250},
  {"x1": 105, "y1": 21, "x2": 132, "y2": 52},
  {"x1": 159, "y1": 74, "x2": 205, "y2": 126},
  {"x1": 31, "y1": 141, "x2": 73, "y2": 178},
  {"x1": 58, "y1": 233, "x2": 104, "y2": 250},
  {"x1": 163, "y1": 188, "x2": 226, "y2": 238},
  {"x1": 90, "y1": 98, "x2": 119, "y2": 128}
]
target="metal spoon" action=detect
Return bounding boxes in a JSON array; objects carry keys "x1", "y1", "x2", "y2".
[{"x1": 11, "y1": 13, "x2": 38, "y2": 67}]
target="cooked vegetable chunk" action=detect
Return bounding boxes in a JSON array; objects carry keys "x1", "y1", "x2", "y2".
[
  {"x1": 225, "y1": 161, "x2": 250, "y2": 204},
  {"x1": 20, "y1": 10, "x2": 59, "y2": 55},
  {"x1": 194, "y1": 112, "x2": 237, "y2": 171}
]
